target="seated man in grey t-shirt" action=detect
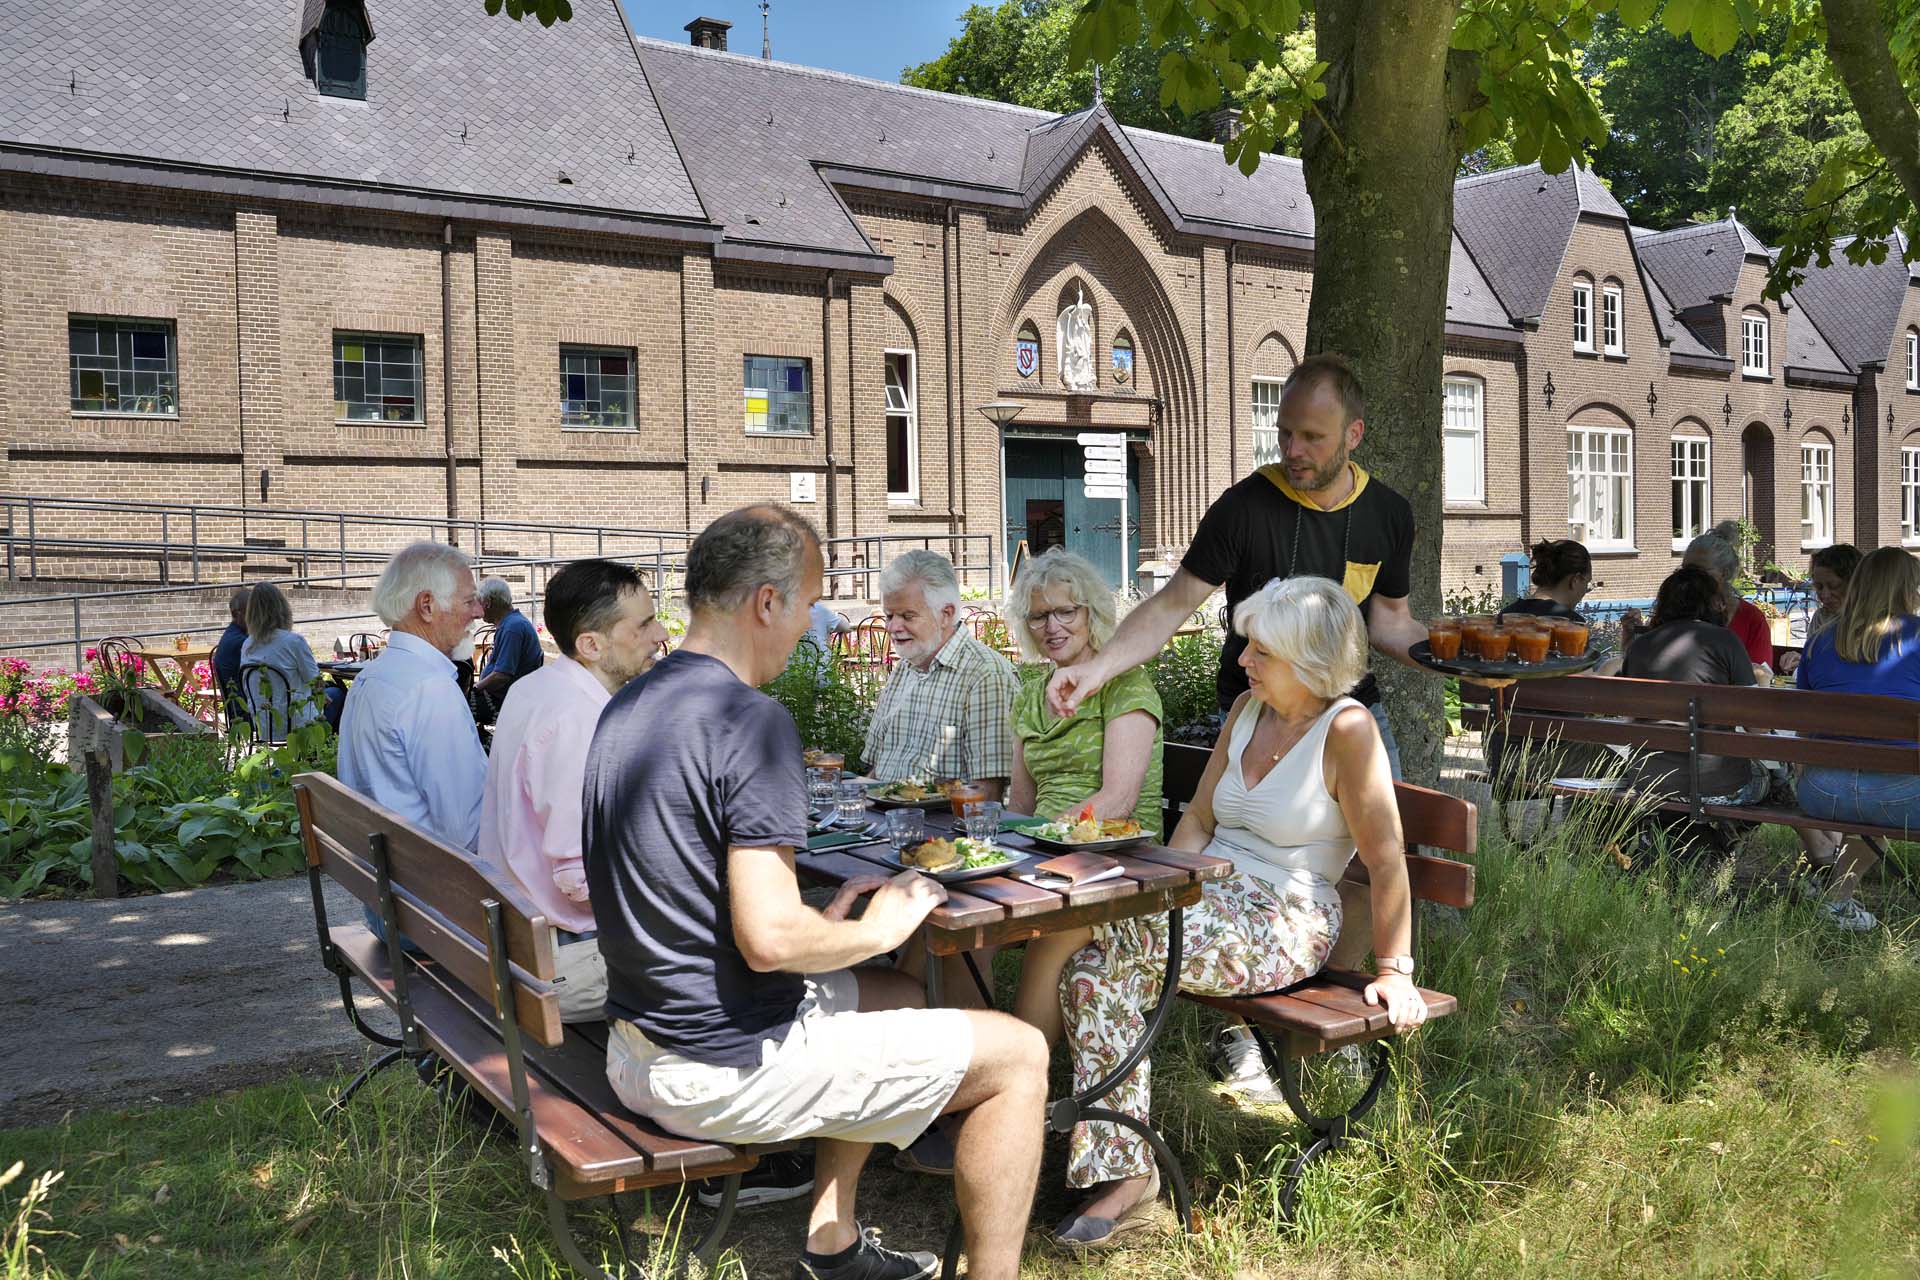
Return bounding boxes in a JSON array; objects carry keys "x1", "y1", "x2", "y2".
[{"x1": 584, "y1": 506, "x2": 1046, "y2": 1280}]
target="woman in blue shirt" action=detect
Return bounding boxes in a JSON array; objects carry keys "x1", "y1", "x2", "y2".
[
  {"x1": 238, "y1": 582, "x2": 323, "y2": 735},
  {"x1": 1794, "y1": 547, "x2": 1920, "y2": 930}
]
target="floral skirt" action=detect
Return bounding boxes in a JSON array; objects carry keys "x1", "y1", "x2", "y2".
[{"x1": 1061, "y1": 871, "x2": 1340, "y2": 1186}]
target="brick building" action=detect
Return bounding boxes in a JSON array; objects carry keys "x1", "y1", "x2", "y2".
[{"x1": 2, "y1": 0, "x2": 1916, "y2": 602}]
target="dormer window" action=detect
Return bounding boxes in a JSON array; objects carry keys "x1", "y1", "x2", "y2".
[{"x1": 303, "y1": 0, "x2": 373, "y2": 100}]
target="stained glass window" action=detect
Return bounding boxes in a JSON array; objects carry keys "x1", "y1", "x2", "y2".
[
  {"x1": 334, "y1": 333, "x2": 422, "y2": 422},
  {"x1": 69, "y1": 318, "x2": 178, "y2": 415},
  {"x1": 560, "y1": 346, "x2": 636, "y2": 428},
  {"x1": 744, "y1": 356, "x2": 811, "y2": 435}
]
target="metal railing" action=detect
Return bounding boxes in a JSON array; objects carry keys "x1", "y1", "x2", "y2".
[
  {"x1": 0, "y1": 505, "x2": 1002, "y2": 668},
  {"x1": 0, "y1": 494, "x2": 692, "y2": 587}
]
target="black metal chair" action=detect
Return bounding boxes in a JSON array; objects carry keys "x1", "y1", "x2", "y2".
[
  {"x1": 239, "y1": 662, "x2": 297, "y2": 745},
  {"x1": 346, "y1": 631, "x2": 385, "y2": 660}
]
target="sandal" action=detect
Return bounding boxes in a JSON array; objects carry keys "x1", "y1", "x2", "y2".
[{"x1": 1050, "y1": 1168, "x2": 1161, "y2": 1251}]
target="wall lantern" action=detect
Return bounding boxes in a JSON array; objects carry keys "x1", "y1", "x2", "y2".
[
  {"x1": 1542, "y1": 371, "x2": 1556, "y2": 410},
  {"x1": 1646, "y1": 381, "x2": 1658, "y2": 415},
  {"x1": 1722, "y1": 393, "x2": 1734, "y2": 430},
  {"x1": 1842, "y1": 404, "x2": 1850, "y2": 435},
  {"x1": 1783, "y1": 400, "x2": 1793, "y2": 428}
]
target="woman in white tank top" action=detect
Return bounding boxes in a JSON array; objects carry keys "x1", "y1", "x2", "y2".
[{"x1": 1051, "y1": 577, "x2": 1428, "y2": 1249}]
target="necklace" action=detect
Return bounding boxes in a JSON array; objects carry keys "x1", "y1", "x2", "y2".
[{"x1": 1287, "y1": 488, "x2": 1355, "y2": 580}]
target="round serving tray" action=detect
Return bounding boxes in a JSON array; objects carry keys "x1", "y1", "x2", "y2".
[{"x1": 1411, "y1": 639, "x2": 1600, "y2": 680}]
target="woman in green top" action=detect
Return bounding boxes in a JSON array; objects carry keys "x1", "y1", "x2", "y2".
[{"x1": 1004, "y1": 548, "x2": 1164, "y2": 1041}]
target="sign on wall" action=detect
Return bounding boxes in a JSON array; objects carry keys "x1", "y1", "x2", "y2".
[
  {"x1": 790, "y1": 472, "x2": 816, "y2": 504},
  {"x1": 1014, "y1": 336, "x2": 1038, "y2": 379}
]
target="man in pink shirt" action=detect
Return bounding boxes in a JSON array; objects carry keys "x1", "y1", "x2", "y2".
[{"x1": 479, "y1": 559, "x2": 668, "y2": 1021}]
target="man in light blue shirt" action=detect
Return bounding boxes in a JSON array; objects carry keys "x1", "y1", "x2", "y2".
[{"x1": 338, "y1": 541, "x2": 488, "y2": 852}]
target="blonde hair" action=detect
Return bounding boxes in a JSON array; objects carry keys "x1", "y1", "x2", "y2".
[
  {"x1": 1004, "y1": 548, "x2": 1116, "y2": 662},
  {"x1": 245, "y1": 581, "x2": 294, "y2": 643},
  {"x1": 1833, "y1": 547, "x2": 1920, "y2": 665},
  {"x1": 1233, "y1": 576, "x2": 1368, "y2": 700}
]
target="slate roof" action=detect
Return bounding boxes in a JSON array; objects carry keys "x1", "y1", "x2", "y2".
[
  {"x1": 1789, "y1": 234, "x2": 1914, "y2": 371},
  {"x1": 631, "y1": 36, "x2": 1318, "y2": 263},
  {"x1": 1452, "y1": 163, "x2": 1631, "y2": 324},
  {"x1": 1445, "y1": 231, "x2": 1512, "y2": 334},
  {"x1": 1637, "y1": 258, "x2": 1730, "y2": 367},
  {"x1": 0, "y1": 0, "x2": 707, "y2": 226},
  {"x1": 1631, "y1": 219, "x2": 1771, "y2": 313}
]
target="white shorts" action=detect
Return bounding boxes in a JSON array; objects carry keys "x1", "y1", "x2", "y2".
[{"x1": 605, "y1": 970, "x2": 973, "y2": 1150}]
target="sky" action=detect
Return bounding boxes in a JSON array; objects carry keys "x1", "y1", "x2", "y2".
[{"x1": 624, "y1": 1, "x2": 977, "y2": 83}]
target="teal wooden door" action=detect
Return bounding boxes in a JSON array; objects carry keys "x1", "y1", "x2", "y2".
[{"x1": 1003, "y1": 439, "x2": 1139, "y2": 588}]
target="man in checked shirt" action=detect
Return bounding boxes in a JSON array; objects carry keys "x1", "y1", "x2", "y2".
[{"x1": 863, "y1": 550, "x2": 1018, "y2": 798}]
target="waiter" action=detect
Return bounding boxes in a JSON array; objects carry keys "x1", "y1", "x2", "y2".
[{"x1": 1047, "y1": 352, "x2": 1460, "y2": 778}]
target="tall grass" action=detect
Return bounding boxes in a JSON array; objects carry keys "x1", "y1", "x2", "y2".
[{"x1": 5, "y1": 796, "x2": 1917, "y2": 1278}]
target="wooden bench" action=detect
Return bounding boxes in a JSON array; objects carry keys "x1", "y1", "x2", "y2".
[
  {"x1": 293, "y1": 771, "x2": 770, "y2": 1279},
  {"x1": 1159, "y1": 742, "x2": 1477, "y2": 1219},
  {"x1": 1490, "y1": 676, "x2": 1920, "y2": 853}
]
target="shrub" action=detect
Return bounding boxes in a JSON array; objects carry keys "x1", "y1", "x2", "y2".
[
  {"x1": 1149, "y1": 628, "x2": 1222, "y2": 744},
  {"x1": 762, "y1": 641, "x2": 873, "y2": 767}
]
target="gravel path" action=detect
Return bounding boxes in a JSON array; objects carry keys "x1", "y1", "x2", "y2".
[{"x1": 0, "y1": 878, "x2": 394, "y2": 1128}]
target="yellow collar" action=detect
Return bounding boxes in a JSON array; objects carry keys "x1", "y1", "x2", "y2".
[{"x1": 1257, "y1": 461, "x2": 1370, "y2": 512}]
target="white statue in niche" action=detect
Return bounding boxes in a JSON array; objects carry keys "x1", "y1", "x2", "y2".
[{"x1": 1057, "y1": 285, "x2": 1096, "y2": 391}]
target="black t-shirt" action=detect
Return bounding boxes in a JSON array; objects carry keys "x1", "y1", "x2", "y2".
[
  {"x1": 1501, "y1": 597, "x2": 1585, "y2": 623},
  {"x1": 1622, "y1": 620, "x2": 1757, "y2": 797},
  {"x1": 1182, "y1": 464, "x2": 1415, "y2": 710},
  {"x1": 583, "y1": 649, "x2": 809, "y2": 1068}
]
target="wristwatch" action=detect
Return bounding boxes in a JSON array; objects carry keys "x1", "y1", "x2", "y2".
[{"x1": 1376, "y1": 955, "x2": 1415, "y2": 976}]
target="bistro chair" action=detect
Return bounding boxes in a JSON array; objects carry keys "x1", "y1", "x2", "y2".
[
  {"x1": 239, "y1": 661, "x2": 297, "y2": 746},
  {"x1": 346, "y1": 631, "x2": 385, "y2": 661}
]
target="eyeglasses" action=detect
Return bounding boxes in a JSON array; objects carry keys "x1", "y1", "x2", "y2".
[{"x1": 1025, "y1": 604, "x2": 1086, "y2": 629}]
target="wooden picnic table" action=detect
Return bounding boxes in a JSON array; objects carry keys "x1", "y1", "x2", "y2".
[
  {"x1": 134, "y1": 643, "x2": 214, "y2": 704},
  {"x1": 797, "y1": 812, "x2": 1232, "y2": 1241}
]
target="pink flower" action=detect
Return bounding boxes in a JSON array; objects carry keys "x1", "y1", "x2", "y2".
[{"x1": 83, "y1": 647, "x2": 98, "y2": 663}]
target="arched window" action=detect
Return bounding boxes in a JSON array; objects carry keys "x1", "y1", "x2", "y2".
[
  {"x1": 1799, "y1": 430, "x2": 1834, "y2": 548},
  {"x1": 1902, "y1": 433, "x2": 1920, "y2": 545},
  {"x1": 1741, "y1": 309, "x2": 1770, "y2": 377},
  {"x1": 1670, "y1": 424, "x2": 1711, "y2": 548},
  {"x1": 1014, "y1": 322, "x2": 1040, "y2": 381},
  {"x1": 1906, "y1": 329, "x2": 1918, "y2": 391},
  {"x1": 1571, "y1": 274, "x2": 1594, "y2": 353},
  {"x1": 1568, "y1": 412, "x2": 1633, "y2": 548},
  {"x1": 1601, "y1": 278, "x2": 1625, "y2": 355},
  {"x1": 1111, "y1": 330, "x2": 1134, "y2": 386},
  {"x1": 884, "y1": 349, "x2": 918, "y2": 504}
]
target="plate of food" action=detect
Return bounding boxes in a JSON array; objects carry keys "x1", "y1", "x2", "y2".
[
  {"x1": 886, "y1": 836, "x2": 1027, "y2": 883},
  {"x1": 866, "y1": 778, "x2": 963, "y2": 810},
  {"x1": 1007, "y1": 805, "x2": 1152, "y2": 853}
]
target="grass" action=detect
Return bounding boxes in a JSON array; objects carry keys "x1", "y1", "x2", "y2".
[{"x1": 7, "y1": 799, "x2": 1920, "y2": 1279}]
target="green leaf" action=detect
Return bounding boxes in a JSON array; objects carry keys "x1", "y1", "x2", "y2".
[
  {"x1": 1687, "y1": 0, "x2": 1743, "y2": 56},
  {"x1": 1663, "y1": 0, "x2": 1700, "y2": 38},
  {"x1": 121, "y1": 729, "x2": 146, "y2": 766}
]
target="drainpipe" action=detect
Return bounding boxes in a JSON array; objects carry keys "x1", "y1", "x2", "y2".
[
  {"x1": 1225, "y1": 243, "x2": 1237, "y2": 482},
  {"x1": 441, "y1": 221, "x2": 460, "y2": 545},
  {"x1": 823, "y1": 271, "x2": 839, "y2": 545},
  {"x1": 942, "y1": 202, "x2": 959, "y2": 533}
]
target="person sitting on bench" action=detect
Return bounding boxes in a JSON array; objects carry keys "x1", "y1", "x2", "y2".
[
  {"x1": 1499, "y1": 538, "x2": 1593, "y2": 624},
  {"x1": 583, "y1": 505, "x2": 1047, "y2": 1280},
  {"x1": 1050, "y1": 576, "x2": 1425, "y2": 1251},
  {"x1": 479, "y1": 559, "x2": 667, "y2": 1023},
  {"x1": 1792, "y1": 546, "x2": 1920, "y2": 932},
  {"x1": 1620, "y1": 565, "x2": 1768, "y2": 810}
]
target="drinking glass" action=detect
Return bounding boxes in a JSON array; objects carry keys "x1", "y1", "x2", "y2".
[
  {"x1": 962, "y1": 800, "x2": 1003, "y2": 845},
  {"x1": 885, "y1": 809, "x2": 925, "y2": 857},
  {"x1": 836, "y1": 779, "x2": 870, "y2": 830},
  {"x1": 806, "y1": 767, "x2": 837, "y2": 813}
]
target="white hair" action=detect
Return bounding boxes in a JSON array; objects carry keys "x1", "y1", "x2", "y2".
[
  {"x1": 1005, "y1": 548, "x2": 1116, "y2": 662},
  {"x1": 477, "y1": 576, "x2": 513, "y2": 608},
  {"x1": 880, "y1": 549, "x2": 962, "y2": 616},
  {"x1": 371, "y1": 541, "x2": 472, "y2": 627},
  {"x1": 1233, "y1": 576, "x2": 1368, "y2": 700}
]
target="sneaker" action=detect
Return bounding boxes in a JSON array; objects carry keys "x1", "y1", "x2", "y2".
[
  {"x1": 793, "y1": 1224, "x2": 937, "y2": 1280},
  {"x1": 1818, "y1": 898, "x2": 1878, "y2": 932},
  {"x1": 698, "y1": 1150, "x2": 815, "y2": 1208},
  {"x1": 1209, "y1": 1025, "x2": 1283, "y2": 1105}
]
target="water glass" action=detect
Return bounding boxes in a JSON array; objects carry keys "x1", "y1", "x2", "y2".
[
  {"x1": 962, "y1": 800, "x2": 1002, "y2": 845},
  {"x1": 806, "y1": 767, "x2": 837, "y2": 812},
  {"x1": 885, "y1": 809, "x2": 925, "y2": 856},
  {"x1": 836, "y1": 779, "x2": 870, "y2": 830}
]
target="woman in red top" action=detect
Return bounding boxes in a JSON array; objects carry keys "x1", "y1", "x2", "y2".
[{"x1": 1682, "y1": 521, "x2": 1773, "y2": 672}]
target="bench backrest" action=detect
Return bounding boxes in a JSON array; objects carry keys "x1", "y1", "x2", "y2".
[
  {"x1": 1161, "y1": 741, "x2": 1476, "y2": 908},
  {"x1": 1498, "y1": 676, "x2": 1920, "y2": 775},
  {"x1": 293, "y1": 771, "x2": 565, "y2": 1047}
]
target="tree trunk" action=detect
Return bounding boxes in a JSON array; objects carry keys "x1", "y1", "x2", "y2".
[
  {"x1": 1822, "y1": 0, "x2": 1920, "y2": 218},
  {"x1": 1301, "y1": 0, "x2": 1475, "y2": 784}
]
